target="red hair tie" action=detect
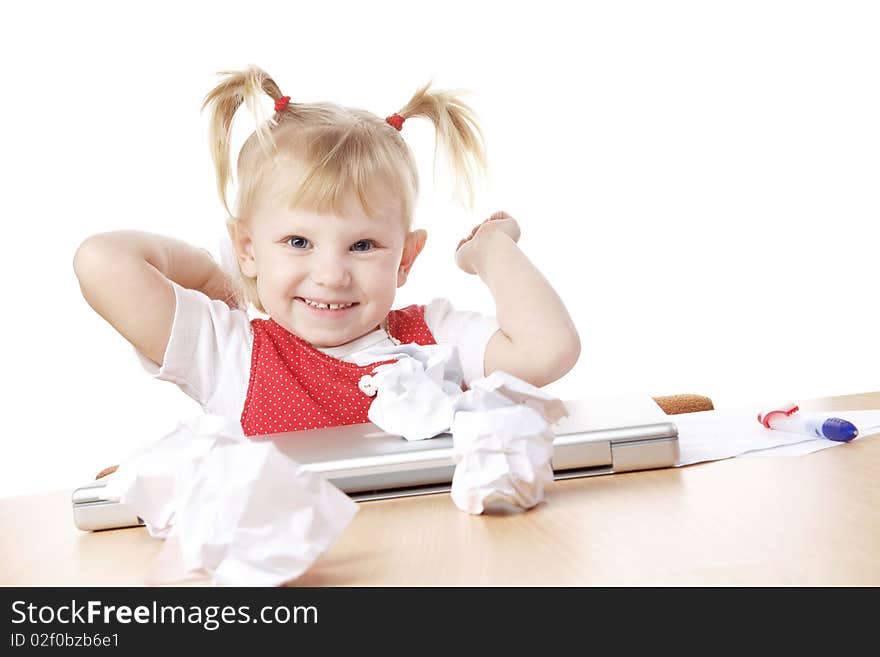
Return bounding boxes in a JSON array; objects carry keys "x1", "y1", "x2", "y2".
[
  {"x1": 275, "y1": 95, "x2": 291, "y2": 112},
  {"x1": 386, "y1": 113, "x2": 405, "y2": 131}
]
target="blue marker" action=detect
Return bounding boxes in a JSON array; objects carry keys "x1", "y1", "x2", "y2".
[{"x1": 758, "y1": 405, "x2": 858, "y2": 442}]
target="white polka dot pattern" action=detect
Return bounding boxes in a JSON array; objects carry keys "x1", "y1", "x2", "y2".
[{"x1": 240, "y1": 305, "x2": 437, "y2": 437}]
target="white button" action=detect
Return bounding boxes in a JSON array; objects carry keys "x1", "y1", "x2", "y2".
[{"x1": 358, "y1": 374, "x2": 377, "y2": 397}]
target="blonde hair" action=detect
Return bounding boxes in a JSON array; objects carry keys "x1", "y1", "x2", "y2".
[{"x1": 201, "y1": 65, "x2": 487, "y2": 312}]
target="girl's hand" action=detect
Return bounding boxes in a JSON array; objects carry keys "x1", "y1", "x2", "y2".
[{"x1": 455, "y1": 211, "x2": 521, "y2": 275}]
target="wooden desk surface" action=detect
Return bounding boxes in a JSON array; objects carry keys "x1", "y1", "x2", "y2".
[{"x1": 3, "y1": 392, "x2": 880, "y2": 586}]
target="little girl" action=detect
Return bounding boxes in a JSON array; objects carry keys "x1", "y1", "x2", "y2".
[{"x1": 73, "y1": 66, "x2": 581, "y2": 437}]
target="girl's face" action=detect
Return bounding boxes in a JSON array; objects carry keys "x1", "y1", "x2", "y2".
[{"x1": 231, "y1": 193, "x2": 426, "y2": 347}]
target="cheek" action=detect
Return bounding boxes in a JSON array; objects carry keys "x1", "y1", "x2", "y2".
[
  {"x1": 255, "y1": 252, "x2": 302, "y2": 295},
  {"x1": 361, "y1": 259, "x2": 400, "y2": 291}
]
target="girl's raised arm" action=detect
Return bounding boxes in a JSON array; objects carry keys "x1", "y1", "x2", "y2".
[
  {"x1": 455, "y1": 213, "x2": 581, "y2": 388},
  {"x1": 73, "y1": 231, "x2": 234, "y2": 366}
]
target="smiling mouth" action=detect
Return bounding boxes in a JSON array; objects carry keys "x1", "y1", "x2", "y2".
[{"x1": 295, "y1": 297, "x2": 360, "y2": 311}]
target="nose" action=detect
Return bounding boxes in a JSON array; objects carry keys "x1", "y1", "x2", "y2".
[{"x1": 310, "y1": 253, "x2": 351, "y2": 288}]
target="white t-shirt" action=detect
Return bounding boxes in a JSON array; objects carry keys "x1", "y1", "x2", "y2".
[{"x1": 136, "y1": 282, "x2": 500, "y2": 421}]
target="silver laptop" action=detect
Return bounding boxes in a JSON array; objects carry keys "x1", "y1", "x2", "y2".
[{"x1": 72, "y1": 402, "x2": 679, "y2": 531}]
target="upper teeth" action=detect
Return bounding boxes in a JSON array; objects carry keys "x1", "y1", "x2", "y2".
[{"x1": 302, "y1": 299, "x2": 355, "y2": 310}]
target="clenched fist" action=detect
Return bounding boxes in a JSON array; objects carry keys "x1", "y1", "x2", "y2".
[{"x1": 454, "y1": 211, "x2": 521, "y2": 275}]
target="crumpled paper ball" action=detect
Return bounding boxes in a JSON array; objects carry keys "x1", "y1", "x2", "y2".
[
  {"x1": 448, "y1": 372, "x2": 568, "y2": 514},
  {"x1": 102, "y1": 414, "x2": 244, "y2": 539},
  {"x1": 361, "y1": 343, "x2": 464, "y2": 440},
  {"x1": 450, "y1": 405, "x2": 556, "y2": 513},
  {"x1": 104, "y1": 414, "x2": 358, "y2": 586}
]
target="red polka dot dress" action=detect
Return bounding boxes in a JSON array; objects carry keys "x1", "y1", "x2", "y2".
[{"x1": 240, "y1": 304, "x2": 437, "y2": 437}]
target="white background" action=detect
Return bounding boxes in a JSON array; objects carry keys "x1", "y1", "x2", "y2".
[{"x1": 1, "y1": 0, "x2": 878, "y2": 499}]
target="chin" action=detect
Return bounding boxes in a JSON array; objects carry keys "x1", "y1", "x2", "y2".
[{"x1": 301, "y1": 325, "x2": 358, "y2": 346}]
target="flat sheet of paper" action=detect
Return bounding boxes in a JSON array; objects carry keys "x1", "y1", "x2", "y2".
[
  {"x1": 739, "y1": 411, "x2": 880, "y2": 458},
  {"x1": 554, "y1": 397, "x2": 880, "y2": 465},
  {"x1": 673, "y1": 408, "x2": 880, "y2": 465}
]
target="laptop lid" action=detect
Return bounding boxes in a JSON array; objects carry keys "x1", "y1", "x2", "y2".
[
  {"x1": 251, "y1": 410, "x2": 678, "y2": 500},
  {"x1": 72, "y1": 399, "x2": 679, "y2": 530}
]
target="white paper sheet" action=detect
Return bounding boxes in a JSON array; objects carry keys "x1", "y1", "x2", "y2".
[
  {"x1": 546, "y1": 396, "x2": 880, "y2": 465},
  {"x1": 674, "y1": 408, "x2": 880, "y2": 465}
]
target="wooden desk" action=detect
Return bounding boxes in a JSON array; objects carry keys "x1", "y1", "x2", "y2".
[{"x1": 3, "y1": 392, "x2": 879, "y2": 586}]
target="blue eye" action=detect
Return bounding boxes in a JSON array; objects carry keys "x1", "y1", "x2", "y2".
[
  {"x1": 286, "y1": 236, "x2": 310, "y2": 249},
  {"x1": 351, "y1": 240, "x2": 376, "y2": 252}
]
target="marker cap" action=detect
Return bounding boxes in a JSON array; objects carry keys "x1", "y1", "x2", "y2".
[
  {"x1": 820, "y1": 418, "x2": 858, "y2": 442},
  {"x1": 757, "y1": 403, "x2": 799, "y2": 428}
]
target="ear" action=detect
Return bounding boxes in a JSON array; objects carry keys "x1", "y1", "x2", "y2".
[
  {"x1": 397, "y1": 229, "x2": 427, "y2": 287},
  {"x1": 227, "y1": 220, "x2": 258, "y2": 278}
]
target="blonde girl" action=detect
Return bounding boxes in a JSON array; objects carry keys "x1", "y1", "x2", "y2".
[{"x1": 73, "y1": 66, "x2": 580, "y2": 436}]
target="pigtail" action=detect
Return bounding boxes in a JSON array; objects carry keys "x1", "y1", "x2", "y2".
[
  {"x1": 201, "y1": 65, "x2": 285, "y2": 215},
  {"x1": 396, "y1": 82, "x2": 487, "y2": 208}
]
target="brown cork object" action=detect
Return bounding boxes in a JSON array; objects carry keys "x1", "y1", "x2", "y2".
[
  {"x1": 95, "y1": 465, "x2": 119, "y2": 480},
  {"x1": 94, "y1": 393, "x2": 714, "y2": 480},
  {"x1": 652, "y1": 394, "x2": 714, "y2": 415}
]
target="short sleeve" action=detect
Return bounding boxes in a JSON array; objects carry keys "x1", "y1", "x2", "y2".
[
  {"x1": 134, "y1": 281, "x2": 253, "y2": 417},
  {"x1": 423, "y1": 297, "x2": 500, "y2": 386}
]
